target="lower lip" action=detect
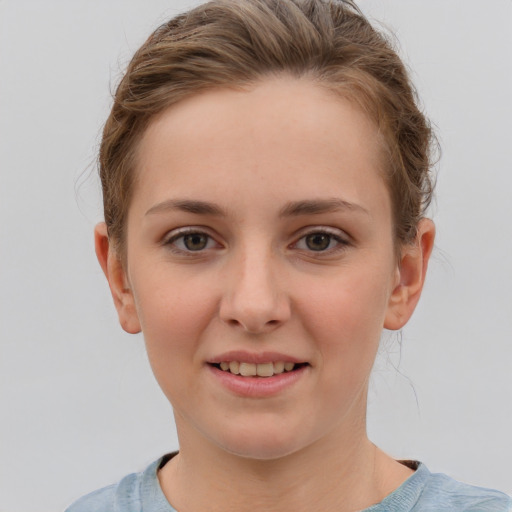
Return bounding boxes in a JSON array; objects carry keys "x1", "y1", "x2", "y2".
[{"x1": 207, "y1": 364, "x2": 308, "y2": 398}]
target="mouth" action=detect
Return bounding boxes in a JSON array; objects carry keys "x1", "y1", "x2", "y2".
[{"x1": 209, "y1": 361, "x2": 309, "y2": 378}]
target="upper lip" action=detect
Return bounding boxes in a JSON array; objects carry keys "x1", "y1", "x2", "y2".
[{"x1": 207, "y1": 350, "x2": 306, "y2": 365}]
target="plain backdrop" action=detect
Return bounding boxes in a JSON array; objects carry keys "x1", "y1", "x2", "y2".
[{"x1": 0, "y1": 1, "x2": 511, "y2": 510}]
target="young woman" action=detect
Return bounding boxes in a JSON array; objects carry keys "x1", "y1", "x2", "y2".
[{"x1": 66, "y1": 0, "x2": 511, "y2": 510}]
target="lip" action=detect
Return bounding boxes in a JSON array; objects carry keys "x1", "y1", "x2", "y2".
[
  {"x1": 206, "y1": 352, "x2": 309, "y2": 398},
  {"x1": 207, "y1": 350, "x2": 305, "y2": 365}
]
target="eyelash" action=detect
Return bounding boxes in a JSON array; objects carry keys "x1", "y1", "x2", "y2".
[
  {"x1": 292, "y1": 228, "x2": 349, "y2": 255},
  {"x1": 163, "y1": 227, "x2": 349, "y2": 255},
  {"x1": 163, "y1": 228, "x2": 221, "y2": 254}
]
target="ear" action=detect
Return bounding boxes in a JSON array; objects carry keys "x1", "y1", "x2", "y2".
[
  {"x1": 94, "y1": 222, "x2": 142, "y2": 334},
  {"x1": 384, "y1": 218, "x2": 435, "y2": 330}
]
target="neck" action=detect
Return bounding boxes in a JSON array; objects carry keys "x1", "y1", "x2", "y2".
[{"x1": 158, "y1": 420, "x2": 412, "y2": 512}]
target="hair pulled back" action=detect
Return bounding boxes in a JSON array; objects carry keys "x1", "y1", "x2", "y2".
[{"x1": 100, "y1": 0, "x2": 435, "y2": 252}]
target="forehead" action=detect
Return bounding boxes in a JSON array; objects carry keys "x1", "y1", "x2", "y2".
[{"x1": 133, "y1": 76, "x2": 389, "y2": 217}]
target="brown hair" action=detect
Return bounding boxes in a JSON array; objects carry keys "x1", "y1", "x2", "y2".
[{"x1": 99, "y1": 0, "x2": 435, "y2": 253}]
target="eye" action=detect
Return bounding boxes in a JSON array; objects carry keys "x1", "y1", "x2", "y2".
[
  {"x1": 164, "y1": 229, "x2": 219, "y2": 253},
  {"x1": 304, "y1": 233, "x2": 333, "y2": 251},
  {"x1": 294, "y1": 229, "x2": 348, "y2": 253}
]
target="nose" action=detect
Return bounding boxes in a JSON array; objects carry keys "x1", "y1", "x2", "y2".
[{"x1": 219, "y1": 246, "x2": 291, "y2": 334}]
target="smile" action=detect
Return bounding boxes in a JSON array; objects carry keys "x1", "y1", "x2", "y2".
[
  {"x1": 207, "y1": 356, "x2": 310, "y2": 397},
  {"x1": 213, "y1": 361, "x2": 305, "y2": 377}
]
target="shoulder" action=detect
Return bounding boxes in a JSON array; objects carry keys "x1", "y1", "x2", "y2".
[
  {"x1": 65, "y1": 471, "x2": 141, "y2": 512},
  {"x1": 414, "y1": 467, "x2": 512, "y2": 512},
  {"x1": 367, "y1": 463, "x2": 511, "y2": 512},
  {"x1": 64, "y1": 456, "x2": 172, "y2": 512},
  {"x1": 65, "y1": 482, "x2": 117, "y2": 512}
]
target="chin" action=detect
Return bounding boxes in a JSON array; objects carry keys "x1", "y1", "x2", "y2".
[
  {"x1": 212, "y1": 421, "x2": 314, "y2": 462},
  {"x1": 223, "y1": 441, "x2": 300, "y2": 461}
]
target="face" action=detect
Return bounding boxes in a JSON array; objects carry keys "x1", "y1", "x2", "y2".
[{"x1": 103, "y1": 77, "x2": 424, "y2": 460}]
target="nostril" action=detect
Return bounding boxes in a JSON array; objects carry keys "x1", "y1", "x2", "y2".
[
  {"x1": 219, "y1": 290, "x2": 291, "y2": 333},
  {"x1": 223, "y1": 317, "x2": 282, "y2": 334}
]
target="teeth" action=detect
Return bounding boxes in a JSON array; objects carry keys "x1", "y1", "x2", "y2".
[
  {"x1": 229, "y1": 361, "x2": 240, "y2": 375},
  {"x1": 217, "y1": 361, "x2": 298, "y2": 377},
  {"x1": 256, "y1": 362, "x2": 274, "y2": 377},
  {"x1": 273, "y1": 361, "x2": 285, "y2": 373},
  {"x1": 239, "y1": 362, "x2": 256, "y2": 376}
]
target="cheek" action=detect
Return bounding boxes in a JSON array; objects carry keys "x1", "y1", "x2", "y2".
[
  {"x1": 297, "y1": 266, "x2": 393, "y2": 360},
  {"x1": 130, "y1": 271, "x2": 218, "y2": 372},
  {"x1": 133, "y1": 282, "x2": 218, "y2": 410}
]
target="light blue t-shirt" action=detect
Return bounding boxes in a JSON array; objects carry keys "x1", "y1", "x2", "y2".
[{"x1": 66, "y1": 454, "x2": 511, "y2": 511}]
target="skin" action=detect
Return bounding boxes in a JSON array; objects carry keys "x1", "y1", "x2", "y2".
[{"x1": 96, "y1": 76, "x2": 435, "y2": 512}]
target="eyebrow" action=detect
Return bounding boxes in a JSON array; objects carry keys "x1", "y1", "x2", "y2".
[
  {"x1": 279, "y1": 198, "x2": 369, "y2": 217},
  {"x1": 145, "y1": 197, "x2": 368, "y2": 217},
  {"x1": 145, "y1": 199, "x2": 227, "y2": 217}
]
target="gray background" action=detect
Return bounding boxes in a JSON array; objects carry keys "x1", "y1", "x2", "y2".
[{"x1": 0, "y1": 1, "x2": 511, "y2": 510}]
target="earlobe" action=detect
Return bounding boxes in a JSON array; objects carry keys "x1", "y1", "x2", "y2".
[
  {"x1": 384, "y1": 219, "x2": 435, "y2": 330},
  {"x1": 94, "y1": 223, "x2": 142, "y2": 334}
]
